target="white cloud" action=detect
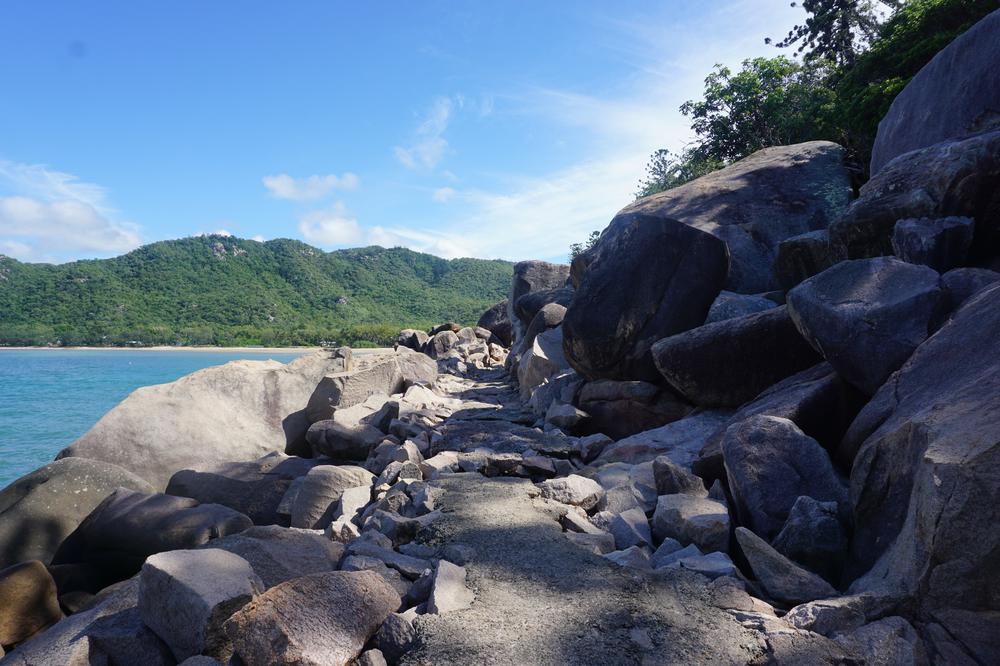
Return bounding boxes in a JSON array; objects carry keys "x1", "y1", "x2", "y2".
[
  {"x1": 251, "y1": 234, "x2": 266, "y2": 242},
  {"x1": 394, "y1": 97, "x2": 454, "y2": 170},
  {"x1": 432, "y1": 187, "x2": 457, "y2": 203},
  {"x1": 262, "y1": 172, "x2": 359, "y2": 201},
  {"x1": 298, "y1": 203, "x2": 363, "y2": 247},
  {"x1": 367, "y1": 225, "x2": 476, "y2": 259},
  {"x1": 0, "y1": 160, "x2": 142, "y2": 263}
]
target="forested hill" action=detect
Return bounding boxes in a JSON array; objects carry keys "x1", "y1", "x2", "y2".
[{"x1": 0, "y1": 236, "x2": 513, "y2": 347}]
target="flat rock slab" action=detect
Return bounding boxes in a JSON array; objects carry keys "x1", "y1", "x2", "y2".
[{"x1": 401, "y1": 474, "x2": 765, "y2": 665}]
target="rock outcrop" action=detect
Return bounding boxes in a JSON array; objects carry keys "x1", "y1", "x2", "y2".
[{"x1": 506, "y1": 261, "x2": 570, "y2": 346}]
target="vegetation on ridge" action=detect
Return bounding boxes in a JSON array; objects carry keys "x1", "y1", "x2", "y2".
[{"x1": 0, "y1": 236, "x2": 513, "y2": 347}]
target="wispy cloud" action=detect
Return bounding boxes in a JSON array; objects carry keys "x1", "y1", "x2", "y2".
[
  {"x1": 262, "y1": 172, "x2": 359, "y2": 201},
  {"x1": 432, "y1": 187, "x2": 456, "y2": 203},
  {"x1": 297, "y1": 202, "x2": 363, "y2": 247},
  {"x1": 394, "y1": 96, "x2": 454, "y2": 170},
  {"x1": 0, "y1": 160, "x2": 141, "y2": 263}
]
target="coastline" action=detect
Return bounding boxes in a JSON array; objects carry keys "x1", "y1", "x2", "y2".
[{"x1": 0, "y1": 346, "x2": 322, "y2": 353}]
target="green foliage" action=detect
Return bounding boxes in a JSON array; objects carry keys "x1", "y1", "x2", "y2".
[
  {"x1": 680, "y1": 56, "x2": 839, "y2": 164},
  {"x1": 768, "y1": 1, "x2": 900, "y2": 67},
  {"x1": 635, "y1": 147, "x2": 724, "y2": 198},
  {"x1": 569, "y1": 230, "x2": 602, "y2": 261},
  {"x1": 0, "y1": 237, "x2": 512, "y2": 347}
]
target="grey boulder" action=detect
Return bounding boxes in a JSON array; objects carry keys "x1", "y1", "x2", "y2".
[
  {"x1": 507, "y1": 260, "x2": 570, "y2": 346},
  {"x1": 772, "y1": 496, "x2": 847, "y2": 583},
  {"x1": 575, "y1": 379, "x2": 692, "y2": 440},
  {"x1": 652, "y1": 305, "x2": 821, "y2": 407},
  {"x1": 477, "y1": 299, "x2": 512, "y2": 347},
  {"x1": 787, "y1": 257, "x2": 943, "y2": 395},
  {"x1": 204, "y1": 525, "x2": 345, "y2": 589},
  {"x1": 290, "y1": 465, "x2": 374, "y2": 529},
  {"x1": 891, "y1": 216, "x2": 974, "y2": 272},
  {"x1": 651, "y1": 494, "x2": 729, "y2": 553},
  {"x1": 735, "y1": 527, "x2": 837, "y2": 606}
]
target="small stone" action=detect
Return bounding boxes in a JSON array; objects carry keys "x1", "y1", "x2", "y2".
[
  {"x1": 652, "y1": 456, "x2": 707, "y2": 497},
  {"x1": 565, "y1": 532, "x2": 617, "y2": 555},
  {"x1": 665, "y1": 551, "x2": 737, "y2": 580},
  {"x1": 603, "y1": 545, "x2": 651, "y2": 569},
  {"x1": 375, "y1": 613, "x2": 416, "y2": 664},
  {"x1": 652, "y1": 543, "x2": 701, "y2": 569},
  {"x1": 427, "y1": 560, "x2": 474, "y2": 614},
  {"x1": 537, "y1": 475, "x2": 605, "y2": 511},
  {"x1": 735, "y1": 527, "x2": 837, "y2": 606},
  {"x1": 357, "y1": 648, "x2": 389, "y2": 666},
  {"x1": 651, "y1": 494, "x2": 730, "y2": 553},
  {"x1": 609, "y1": 508, "x2": 652, "y2": 550}
]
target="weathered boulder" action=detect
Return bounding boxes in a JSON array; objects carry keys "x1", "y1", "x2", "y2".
[
  {"x1": 138, "y1": 549, "x2": 263, "y2": 661},
  {"x1": 396, "y1": 329, "x2": 429, "y2": 352},
  {"x1": 891, "y1": 216, "x2": 974, "y2": 272},
  {"x1": 722, "y1": 415, "x2": 847, "y2": 541},
  {"x1": 787, "y1": 257, "x2": 943, "y2": 395},
  {"x1": 576, "y1": 379, "x2": 692, "y2": 440},
  {"x1": 774, "y1": 229, "x2": 847, "y2": 290},
  {"x1": 427, "y1": 560, "x2": 475, "y2": 614},
  {"x1": 307, "y1": 351, "x2": 436, "y2": 423},
  {"x1": 307, "y1": 419, "x2": 386, "y2": 460},
  {"x1": 51, "y1": 488, "x2": 252, "y2": 593},
  {"x1": 507, "y1": 260, "x2": 570, "y2": 345},
  {"x1": 940, "y1": 266, "x2": 1000, "y2": 313},
  {"x1": 609, "y1": 507, "x2": 652, "y2": 550},
  {"x1": 537, "y1": 475, "x2": 604, "y2": 511},
  {"x1": 845, "y1": 284, "x2": 1000, "y2": 631},
  {"x1": 595, "y1": 409, "x2": 731, "y2": 468},
  {"x1": 290, "y1": 465, "x2": 374, "y2": 529},
  {"x1": 652, "y1": 456, "x2": 706, "y2": 497},
  {"x1": 0, "y1": 561, "x2": 63, "y2": 648},
  {"x1": 0, "y1": 578, "x2": 173, "y2": 666},
  {"x1": 514, "y1": 286, "x2": 574, "y2": 334},
  {"x1": 205, "y1": 525, "x2": 345, "y2": 588},
  {"x1": 0, "y1": 458, "x2": 153, "y2": 570},
  {"x1": 772, "y1": 496, "x2": 847, "y2": 583},
  {"x1": 426, "y1": 330, "x2": 460, "y2": 359},
  {"x1": 562, "y1": 212, "x2": 729, "y2": 382},
  {"x1": 735, "y1": 527, "x2": 837, "y2": 606},
  {"x1": 57, "y1": 351, "x2": 347, "y2": 490},
  {"x1": 166, "y1": 452, "x2": 321, "y2": 526},
  {"x1": 375, "y1": 613, "x2": 416, "y2": 663},
  {"x1": 870, "y1": 9, "x2": 1000, "y2": 175},
  {"x1": 834, "y1": 616, "x2": 928, "y2": 666},
  {"x1": 651, "y1": 494, "x2": 730, "y2": 553},
  {"x1": 477, "y1": 299, "x2": 512, "y2": 347},
  {"x1": 517, "y1": 327, "x2": 570, "y2": 397},
  {"x1": 652, "y1": 305, "x2": 821, "y2": 407},
  {"x1": 224, "y1": 570, "x2": 401, "y2": 666},
  {"x1": 618, "y1": 141, "x2": 852, "y2": 293},
  {"x1": 704, "y1": 291, "x2": 777, "y2": 324},
  {"x1": 694, "y1": 362, "x2": 865, "y2": 484},
  {"x1": 831, "y1": 128, "x2": 1000, "y2": 261}
]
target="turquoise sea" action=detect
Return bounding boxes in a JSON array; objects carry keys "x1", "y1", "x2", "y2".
[{"x1": 0, "y1": 349, "x2": 304, "y2": 490}]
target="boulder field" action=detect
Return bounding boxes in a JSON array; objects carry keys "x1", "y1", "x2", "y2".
[{"x1": 3, "y1": 12, "x2": 1000, "y2": 664}]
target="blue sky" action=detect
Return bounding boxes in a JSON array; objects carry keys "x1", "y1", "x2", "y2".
[{"x1": 0, "y1": 1, "x2": 802, "y2": 264}]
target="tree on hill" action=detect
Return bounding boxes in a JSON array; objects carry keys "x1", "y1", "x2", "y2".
[{"x1": 767, "y1": 0, "x2": 901, "y2": 67}]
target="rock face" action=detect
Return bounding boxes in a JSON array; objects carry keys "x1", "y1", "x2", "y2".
[
  {"x1": 206, "y1": 526, "x2": 345, "y2": 589},
  {"x1": 704, "y1": 291, "x2": 777, "y2": 324},
  {"x1": 831, "y1": 128, "x2": 1000, "y2": 261},
  {"x1": 0, "y1": 561, "x2": 64, "y2": 648},
  {"x1": 507, "y1": 261, "x2": 570, "y2": 346},
  {"x1": 51, "y1": 488, "x2": 252, "y2": 593},
  {"x1": 476, "y1": 299, "x2": 512, "y2": 347},
  {"x1": 166, "y1": 452, "x2": 321, "y2": 526},
  {"x1": 618, "y1": 141, "x2": 852, "y2": 293},
  {"x1": 845, "y1": 284, "x2": 1000, "y2": 627},
  {"x1": 722, "y1": 415, "x2": 847, "y2": 542},
  {"x1": 575, "y1": 379, "x2": 691, "y2": 440},
  {"x1": 57, "y1": 351, "x2": 347, "y2": 490},
  {"x1": 513, "y1": 287, "x2": 574, "y2": 338},
  {"x1": 774, "y1": 229, "x2": 847, "y2": 290},
  {"x1": 223, "y1": 570, "x2": 400, "y2": 666},
  {"x1": 870, "y1": 9, "x2": 1000, "y2": 175},
  {"x1": 735, "y1": 527, "x2": 837, "y2": 606},
  {"x1": 290, "y1": 465, "x2": 374, "y2": 529},
  {"x1": 651, "y1": 305, "x2": 821, "y2": 407},
  {"x1": 787, "y1": 257, "x2": 943, "y2": 395},
  {"x1": 562, "y1": 212, "x2": 729, "y2": 382},
  {"x1": 891, "y1": 216, "x2": 975, "y2": 272},
  {"x1": 0, "y1": 458, "x2": 153, "y2": 570},
  {"x1": 138, "y1": 549, "x2": 263, "y2": 661}
]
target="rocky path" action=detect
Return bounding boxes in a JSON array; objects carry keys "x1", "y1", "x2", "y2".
[{"x1": 400, "y1": 371, "x2": 768, "y2": 666}]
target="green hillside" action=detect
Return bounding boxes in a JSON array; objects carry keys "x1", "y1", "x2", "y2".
[{"x1": 0, "y1": 236, "x2": 513, "y2": 347}]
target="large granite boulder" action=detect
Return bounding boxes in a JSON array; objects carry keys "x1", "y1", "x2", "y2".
[
  {"x1": 891, "y1": 216, "x2": 975, "y2": 272},
  {"x1": 507, "y1": 260, "x2": 570, "y2": 346},
  {"x1": 51, "y1": 488, "x2": 252, "y2": 593},
  {"x1": 775, "y1": 229, "x2": 847, "y2": 290},
  {"x1": 772, "y1": 496, "x2": 848, "y2": 583},
  {"x1": 575, "y1": 379, "x2": 692, "y2": 440},
  {"x1": 0, "y1": 458, "x2": 153, "y2": 570},
  {"x1": 0, "y1": 561, "x2": 64, "y2": 648},
  {"x1": 513, "y1": 287, "x2": 574, "y2": 336},
  {"x1": 735, "y1": 527, "x2": 837, "y2": 606},
  {"x1": 831, "y1": 128, "x2": 1000, "y2": 261},
  {"x1": 166, "y1": 452, "x2": 322, "y2": 526},
  {"x1": 694, "y1": 363, "x2": 866, "y2": 484},
  {"x1": 562, "y1": 212, "x2": 729, "y2": 382},
  {"x1": 290, "y1": 465, "x2": 374, "y2": 530},
  {"x1": 617, "y1": 141, "x2": 852, "y2": 293},
  {"x1": 940, "y1": 267, "x2": 1000, "y2": 313},
  {"x1": 57, "y1": 351, "x2": 347, "y2": 490},
  {"x1": 0, "y1": 578, "x2": 173, "y2": 666},
  {"x1": 651, "y1": 305, "x2": 821, "y2": 407},
  {"x1": 396, "y1": 329, "x2": 429, "y2": 352},
  {"x1": 722, "y1": 415, "x2": 847, "y2": 542},
  {"x1": 204, "y1": 525, "x2": 345, "y2": 589},
  {"x1": 223, "y1": 570, "x2": 400, "y2": 666},
  {"x1": 138, "y1": 549, "x2": 263, "y2": 661},
  {"x1": 594, "y1": 409, "x2": 732, "y2": 468},
  {"x1": 787, "y1": 257, "x2": 943, "y2": 395},
  {"x1": 477, "y1": 299, "x2": 512, "y2": 347},
  {"x1": 870, "y1": 9, "x2": 1000, "y2": 175},
  {"x1": 651, "y1": 494, "x2": 730, "y2": 553},
  {"x1": 845, "y1": 283, "x2": 1000, "y2": 639},
  {"x1": 517, "y1": 327, "x2": 570, "y2": 397}
]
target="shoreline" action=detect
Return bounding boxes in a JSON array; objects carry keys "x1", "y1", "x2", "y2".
[{"x1": 0, "y1": 346, "x2": 322, "y2": 353}]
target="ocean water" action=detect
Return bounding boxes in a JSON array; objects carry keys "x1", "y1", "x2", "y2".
[{"x1": 0, "y1": 349, "x2": 304, "y2": 490}]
